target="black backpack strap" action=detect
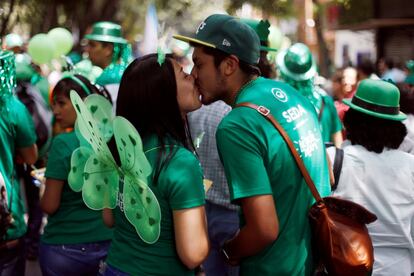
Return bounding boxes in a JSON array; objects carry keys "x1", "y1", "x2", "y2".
[{"x1": 332, "y1": 147, "x2": 344, "y2": 191}]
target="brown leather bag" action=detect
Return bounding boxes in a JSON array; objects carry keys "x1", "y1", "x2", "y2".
[{"x1": 237, "y1": 102, "x2": 377, "y2": 275}]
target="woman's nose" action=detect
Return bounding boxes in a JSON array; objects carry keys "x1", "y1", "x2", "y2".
[{"x1": 190, "y1": 67, "x2": 197, "y2": 79}]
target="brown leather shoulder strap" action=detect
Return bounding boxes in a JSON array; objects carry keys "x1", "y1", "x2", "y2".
[{"x1": 236, "y1": 102, "x2": 323, "y2": 202}]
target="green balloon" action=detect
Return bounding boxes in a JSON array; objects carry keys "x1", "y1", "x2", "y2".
[
  {"x1": 48, "y1": 27, "x2": 73, "y2": 58},
  {"x1": 28, "y1": 34, "x2": 55, "y2": 65}
]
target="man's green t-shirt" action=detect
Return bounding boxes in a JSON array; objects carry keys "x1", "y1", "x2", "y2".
[
  {"x1": 216, "y1": 77, "x2": 331, "y2": 276},
  {"x1": 0, "y1": 97, "x2": 37, "y2": 240},
  {"x1": 42, "y1": 131, "x2": 113, "y2": 244},
  {"x1": 315, "y1": 87, "x2": 342, "y2": 143},
  {"x1": 106, "y1": 135, "x2": 205, "y2": 275}
]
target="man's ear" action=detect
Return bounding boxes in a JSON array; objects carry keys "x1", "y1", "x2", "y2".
[{"x1": 221, "y1": 55, "x2": 240, "y2": 76}]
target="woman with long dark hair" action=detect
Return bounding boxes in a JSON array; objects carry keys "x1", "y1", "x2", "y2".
[{"x1": 102, "y1": 54, "x2": 209, "y2": 275}]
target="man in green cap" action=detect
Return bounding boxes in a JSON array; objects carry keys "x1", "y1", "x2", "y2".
[
  {"x1": 84, "y1": 21, "x2": 131, "y2": 108},
  {"x1": 0, "y1": 50, "x2": 38, "y2": 274},
  {"x1": 187, "y1": 17, "x2": 278, "y2": 275},
  {"x1": 277, "y1": 43, "x2": 343, "y2": 147},
  {"x1": 175, "y1": 14, "x2": 331, "y2": 275}
]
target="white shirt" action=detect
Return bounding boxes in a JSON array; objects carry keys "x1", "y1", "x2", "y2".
[{"x1": 327, "y1": 142, "x2": 414, "y2": 275}]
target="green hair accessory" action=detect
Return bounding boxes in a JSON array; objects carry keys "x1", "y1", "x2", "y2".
[
  {"x1": 60, "y1": 73, "x2": 92, "y2": 95},
  {"x1": 157, "y1": 47, "x2": 166, "y2": 66}
]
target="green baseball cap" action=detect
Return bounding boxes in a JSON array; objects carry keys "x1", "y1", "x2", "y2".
[
  {"x1": 277, "y1": 43, "x2": 316, "y2": 81},
  {"x1": 84, "y1": 21, "x2": 127, "y2": 44},
  {"x1": 240, "y1": 18, "x2": 277, "y2": 52},
  {"x1": 344, "y1": 79, "x2": 406, "y2": 121},
  {"x1": 173, "y1": 14, "x2": 260, "y2": 65}
]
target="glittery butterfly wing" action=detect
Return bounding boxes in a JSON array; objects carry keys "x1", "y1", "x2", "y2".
[
  {"x1": 113, "y1": 116, "x2": 161, "y2": 244},
  {"x1": 69, "y1": 91, "x2": 119, "y2": 209}
]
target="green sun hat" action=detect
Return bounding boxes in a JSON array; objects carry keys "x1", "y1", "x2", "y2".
[
  {"x1": 173, "y1": 14, "x2": 260, "y2": 65},
  {"x1": 240, "y1": 18, "x2": 277, "y2": 52},
  {"x1": 84, "y1": 21, "x2": 127, "y2": 44},
  {"x1": 277, "y1": 43, "x2": 316, "y2": 81},
  {"x1": 343, "y1": 79, "x2": 406, "y2": 121}
]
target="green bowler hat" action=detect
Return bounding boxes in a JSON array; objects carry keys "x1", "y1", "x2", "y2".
[
  {"x1": 240, "y1": 18, "x2": 277, "y2": 52},
  {"x1": 173, "y1": 14, "x2": 260, "y2": 65},
  {"x1": 344, "y1": 79, "x2": 406, "y2": 121},
  {"x1": 84, "y1": 21, "x2": 127, "y2": 44},
  {"x1": 277, "y1": 43, "x2": 316, "y2": 81}
]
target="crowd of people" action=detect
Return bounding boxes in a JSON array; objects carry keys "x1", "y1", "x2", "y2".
[{"x1": 0, "y1": 12, "x2": 413, "y2": 276}]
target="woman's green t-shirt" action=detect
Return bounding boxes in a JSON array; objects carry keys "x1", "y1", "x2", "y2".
[
  {"x1": 42, "y1": 131, "x2": 113, "y2": 244},
  {"x1": 106, "y1": 136, "x2": 205, "y2": 275}
]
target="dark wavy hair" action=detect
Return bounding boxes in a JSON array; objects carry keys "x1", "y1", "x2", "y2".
[
  {"x1": 343, "y1": 108, "x2": 407, "y2": 153},
  {"x1": 52, "y1": 74, "x2": 111, "y2": 102},
  {"x1": 399, "y1": 86, "x2": 414, "y2": 115},
  {"x1": 116, "y1": 53, "x2": 192, "y2": 149}
]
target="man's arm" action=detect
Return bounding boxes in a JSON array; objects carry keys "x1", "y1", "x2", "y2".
[
  {"x1": 222, "y1": 194, "x2": 278, "y2": 265},
  {"x1": 331, "y1": 131, "x2": 343, "y2": 148}
]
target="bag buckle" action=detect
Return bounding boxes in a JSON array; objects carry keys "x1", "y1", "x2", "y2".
[{"x1": 257, "y1": 106, "x2": 270, "y2": 116}]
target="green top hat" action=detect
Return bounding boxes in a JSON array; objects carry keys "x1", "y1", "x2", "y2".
[
  {"x1": 240, "y1": 18, "x2": 277, "y2": 52},
  {"x1": 84, "y1": 21, "x2": 127, "y2": 44},
  {"x1": 344, "y1": 79, "x2": 406, "y2": 121},
  {"x1": 276, "y1": 43, "x2": 316, "y2": 81},
  {"x1": 174, "y1": 14, "x2": 260, "y2": 65}
]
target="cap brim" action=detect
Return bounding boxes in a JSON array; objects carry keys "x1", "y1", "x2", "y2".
[
  {"x1": 173, "y1": 35, "x2": 215, "y2": 49},
  {"x1": 260, "y1": 45, "x2": 277, "y2": 52},
  {"x1": 343, "y1": 99, "x2": 407, "y2": 121}
]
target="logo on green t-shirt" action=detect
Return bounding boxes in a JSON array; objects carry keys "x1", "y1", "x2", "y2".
[{"x1": 272, "y1": 88, "x2": 288, "y2": 102}]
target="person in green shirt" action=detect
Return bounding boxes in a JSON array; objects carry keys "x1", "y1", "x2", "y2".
[
  {"x1": 0, "y1": 50, "x2": 38, "y2": 275},
  {"x1": 175, "y1": 14, "x2": 331, "y2": 275},
  {"x1": 101, "y1": 53, "x2": 209, "y2": 276},
  {"x1": 83, "y1": 21, "x2": 132, "y2": 111},
  {"x1": 277, "y1": 43, "x2": 343, "y2": 147},
  {"x1": 39, "y1": 74, "x2": 113, "y2": 276}
]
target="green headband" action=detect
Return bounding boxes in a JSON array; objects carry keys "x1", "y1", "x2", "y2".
[{"x1": 60, "y1": 74, "x2": 92, "y2": 95}]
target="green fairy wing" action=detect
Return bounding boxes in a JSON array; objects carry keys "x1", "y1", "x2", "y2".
[
  {"x1": 84, "y1": 94, "x2": 114, "y2": 142},
  {"x1": 70, "y1": 91, "x2": 115, "y2": 163},
  {"x1": 82, "y1": 153, "x2": 119, "y2": 209},
  {"x1": 113, "y1": 116, "x2": 161, "y2": 244},
  {"x1": 68, "y1": 147, "x2": 93, "y2": 192},
  {"x1": 69, "y1": 91, "x2": 119, "y2": 209}
]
